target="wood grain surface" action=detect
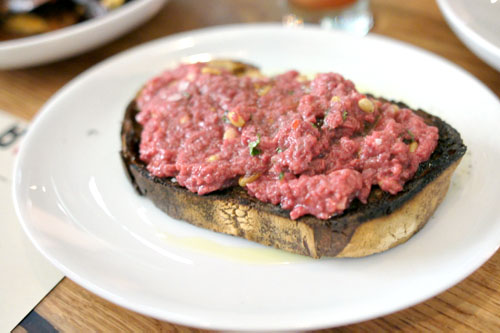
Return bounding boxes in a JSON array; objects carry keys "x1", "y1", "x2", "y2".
[{"x1": 4, "y1": 0, "x2": 500, "y2": 331}]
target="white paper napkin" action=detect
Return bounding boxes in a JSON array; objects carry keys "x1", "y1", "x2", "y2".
[{"x1": 0, "y1": 110, "x2": 63, "y2": 332}]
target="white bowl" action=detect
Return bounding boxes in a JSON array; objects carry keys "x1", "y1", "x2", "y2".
[
  {"x1": 0, "y1": 0, "x2": 166, "y2": 69},
  {"x1": 437, "y1": 0, "x2": 500, "y2": 71}
]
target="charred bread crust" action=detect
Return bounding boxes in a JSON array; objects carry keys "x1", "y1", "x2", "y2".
[{"x1": 120, "y1": 62, "x2": 466, "y2": 258}]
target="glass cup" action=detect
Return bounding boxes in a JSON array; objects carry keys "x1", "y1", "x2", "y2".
[{"x1": 285, "y1": 0, "x2": 373, "y2": 35}]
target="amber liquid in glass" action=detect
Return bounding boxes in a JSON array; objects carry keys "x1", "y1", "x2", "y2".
[{"x1": 286, "y1": 0, "x2": 373, "y2": 35}]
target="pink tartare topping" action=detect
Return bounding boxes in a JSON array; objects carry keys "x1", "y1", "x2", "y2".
[{"x1": 136, "y1": 63, "x2": 439, "y2": 220}]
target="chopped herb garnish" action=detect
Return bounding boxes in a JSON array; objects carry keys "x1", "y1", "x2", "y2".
[
  {"x1": 288, "y1": 90, "x2": 295, "y2": 95},
  {"x1": 311, "y1": 122, "x2": 318, "y2": 128},
  {"x1": 222, "y1": 109, "x2": 230, "y2": 124},
  {"x1": 342, "y1": 110, "x2": 348, "y2": 121},
  {"x1": 407, "y1": 130, "x2": 415, "y2": 140},
  {"x1": 249, "y1": 134, "x2": 261, "y2": 156},
  {"x1": 279, "y1": 172, "x2": 284, "y2": 180},
  {"x1": 276, "y1": 147, "x2": 282, "y2": 153},
  {"x1": 315, "y1": 117, "x2": 324, "y2": 128},
  {"x1": 181, "y1": 92, "x2": 191, "y2": 98}
]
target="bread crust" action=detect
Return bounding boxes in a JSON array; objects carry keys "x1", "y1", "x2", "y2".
[
  {"x1": 121, "y1": 61, "x2": 466, "y2": 258},
  {"x1": 337, "y1": 159, "x2": 458, "y2": 257}
]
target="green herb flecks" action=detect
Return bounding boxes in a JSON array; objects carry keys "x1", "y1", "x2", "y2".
[
  {"x1": 276, "y1": 147, "x2": 282, "y2": 153},
  {"x1": 407, "y1": 129, "x2": 415, "y2": 141},
  {"x1": 181, "y1": 92, "x2": 191, "y2": 98},
  {"x1": 249, "y1": 134, "x2": 261, "y2": 156},
  {"x1": 279, "y1": 172, "x2": 284, "y2": 180},
  {"x1": 222, "y1": 109, "x2": 230, "y2": 124},
  {"x1": 342, "y1": 110, "x2": 348, "y2": 121},
  {"x1": 311, "y1": 116, "x2": 324, "y2": 129}
]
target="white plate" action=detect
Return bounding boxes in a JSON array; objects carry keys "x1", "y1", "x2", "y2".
[
  {"x1": 437, "y1": 0, "x2": 500, "y2": 71},
  {"x1": 0, "y1": 0, "x2": 166, "y2": 69},
  {"x1": 13, "y1": 24, "x2": 500, "y2": 331}
]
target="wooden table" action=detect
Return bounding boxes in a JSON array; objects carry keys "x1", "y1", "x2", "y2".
[{"x1": 5, "y1": 0, "x2": 500, "y2": 331}]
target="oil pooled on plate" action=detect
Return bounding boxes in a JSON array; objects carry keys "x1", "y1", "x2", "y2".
[{"x1": 156, "y1": 230, "x2": 312, "y2": 264}]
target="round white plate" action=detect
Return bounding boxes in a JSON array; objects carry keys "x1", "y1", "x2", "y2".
[
  {"x1": 437, "y1": 0, "x2": 500, "y2": 71},
  {"x1": 0, "y1": 0, "x2": 166, "y2": 69},
  {"x1": 13, "y1": 24, "x2": 500, "y2": 331}
]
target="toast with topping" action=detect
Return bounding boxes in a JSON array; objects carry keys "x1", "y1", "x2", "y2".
[{"x1": 120, "y1": 60, "x2": 466, "y2": 258}]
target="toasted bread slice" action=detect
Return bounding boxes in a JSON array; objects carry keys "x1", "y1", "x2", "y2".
[{"x1": 120, "y1": 61, "x2": 466, "y2": 258}]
